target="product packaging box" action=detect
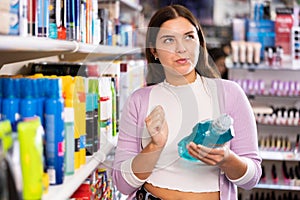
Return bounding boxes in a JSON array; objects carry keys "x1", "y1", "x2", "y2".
[
  {"x1": 275, "y1": 7, "x2": 294, "y2": 55},
  {"x1": 246, "y1": 19, "x2": 275, "y2": 59}
]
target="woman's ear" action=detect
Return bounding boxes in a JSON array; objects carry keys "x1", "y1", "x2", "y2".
[{"x1": 150, "y1": 48, "x2": 157, "y2": 58}]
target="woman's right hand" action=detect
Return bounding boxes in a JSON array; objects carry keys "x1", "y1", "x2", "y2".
[{"x1": 145, "y1": 105, "x2": 168, "y2": 148}]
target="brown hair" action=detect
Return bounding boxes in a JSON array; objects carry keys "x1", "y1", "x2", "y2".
[{"x1": 145, "y1": 4, "x2": 220, "y2": 85}]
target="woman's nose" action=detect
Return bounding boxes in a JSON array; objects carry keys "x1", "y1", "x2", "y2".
[{"x1": 175, "y1": 41, "x2": 187, "y2": 53}]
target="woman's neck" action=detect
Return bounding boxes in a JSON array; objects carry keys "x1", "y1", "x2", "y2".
[{"x1": 165, "y1": 70, "x2": 197, "y2": 86}]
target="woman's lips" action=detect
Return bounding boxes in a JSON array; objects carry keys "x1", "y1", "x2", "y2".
[{"x1": 176, "y1": 58, "x2": 188, "y2": 64}]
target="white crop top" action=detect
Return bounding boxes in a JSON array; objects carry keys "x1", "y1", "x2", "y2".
[{"x1": 141, "y1": 75, "x2": 221, "y2": 193}]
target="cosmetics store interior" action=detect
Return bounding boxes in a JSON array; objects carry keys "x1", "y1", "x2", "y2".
[{"x1": 1, "y1": 0, "x2": 300, "y2": 199}]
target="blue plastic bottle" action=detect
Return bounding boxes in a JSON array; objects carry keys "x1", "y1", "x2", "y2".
[
  {"x1": 178, "y1": 114, "x2": 234, "y2": 162},
  {"x1": 32, "y1": 78, "x2": 46, "y2": 126},
  {"x1": 44, "y1": 78, "x2": 65, "y2": 185},
  {"x1": 19, "y1": 78, "x2": 37, "y2": 119},
  {"x1": 1, "y1": 78, "x2": 20, "y2": 131}
]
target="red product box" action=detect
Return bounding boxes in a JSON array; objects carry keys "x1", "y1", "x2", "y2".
[{"x1": 275, "y1": 7, "x2": 294, "y2": 55}]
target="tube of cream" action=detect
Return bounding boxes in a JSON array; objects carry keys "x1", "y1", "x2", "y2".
[
  {"x1": 246, "y1": 42, "x2": 254, "y2": 65},
  {"x1": 253, "y1": 42, "x2": 262, "y2": 65},
  {"x1": 230, "y1": 40, "x2": 239, "y2": 66},
  {"x1": 239, "y1": 41, "x2": 246, "y2": 66}
]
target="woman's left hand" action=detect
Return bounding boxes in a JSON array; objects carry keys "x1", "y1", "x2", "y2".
[{"x1": 187, "y1": 142, "x2": 230, "y2": 166}]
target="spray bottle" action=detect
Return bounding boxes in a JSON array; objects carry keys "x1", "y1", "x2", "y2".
[
  {"x1": 44, "y1": 78, "x2": 65, "y2": 185},
  {"x1": 2, "y1": 78, "x2": 20, "y2": 131}
]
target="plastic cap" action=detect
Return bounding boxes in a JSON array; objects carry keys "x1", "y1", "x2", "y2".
[
  {"x1": 3, "y1": 78, "x2": 16, "y2": 98},
  {"x1": 46, "y1": 78, "x2": 62, "y2": 98}
]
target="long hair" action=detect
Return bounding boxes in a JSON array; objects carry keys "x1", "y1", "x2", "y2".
[{"x1": 145, "y1": 4, "x2": 220, "y2": 85}]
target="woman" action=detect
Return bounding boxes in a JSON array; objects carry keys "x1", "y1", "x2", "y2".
[{"x1": 112, "y1": 4, "x2": 261, "y2": 200}]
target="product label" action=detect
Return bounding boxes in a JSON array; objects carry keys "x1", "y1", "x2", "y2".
[{"x1": 275, "y1": 13, "x2": 293, "y2": 54}]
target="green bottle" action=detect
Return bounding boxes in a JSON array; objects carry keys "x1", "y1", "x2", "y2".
[{"x1": 17, "y1": 118, "x2": 44, "y2": 199}]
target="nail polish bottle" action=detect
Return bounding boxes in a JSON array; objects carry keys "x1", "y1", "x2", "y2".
[
  {"x1": 282, "y1": 108, "x2": 288, "y2": 125},
  {"x1": 283, "y1": 81, "x2": 290, "y2": 96},
  {"x1": 271, "y1": 136, "x2": 276, "y2": 151},
  {"x1": 282, "y1": 161, "x2": 290, "y2": 185},
  {"x1": 294, "y1": 110, "x2": 300, "y2": 126},
  {"x1": 255, "y1": 192, "x2": 259, "y2": 200},
  {"x1": 276, "y1": 136, "x2": 282, "y2": 151},
  {"x1": 283, "y1": 193, "x2": 287, "y2": 200},
  {"x1": 294, "y1": 134, "x2": 300, "y2": 155},
  {"x1": 289, "y1": 167, "x2": 296, "y2": 186},
  {"x1": 278, "y1": 81, "x2": 284, "y2": 97},
  {"x1": 287, "y1": 108, "x2": 295, "y2": 126},
  {"x1": 270, "y1": 112, "x2": 277, "y2": 125},
  {"x1": 265, "y1": 135, "x2": 271, "y2": 150},
  {"x1": 294, "y1": 165, "x2": 300, "y2": 186},
  {"x1": 271, "y1": 191, "x2": 276, "y2": 200},
  {"x1": 288, "y1": 81, "x2": 296, "y2": 96},
  {"x1": 260, "y1": 192, "x2": 265, "y2": 200},
  {"x1": 281, "y1": 136, "x2": 287, "y2": 151},
  {"x1": 265, "y1": 193, "x2": 271, "y2": 200},
  {"x1": 249, "y1": 193, "x2": 254, "y2": 200},
  {"x1": 260, "y1": 165, "x2": 267, "y2": 183},
  {"x1": 288, "y1": 192, "x2": 293, "y2": 200},
  {"x1": 260, "y1": 136, "x2": 265, "y2": 150},
  {"x1": 286, "y1": 137, "x2": 292, "y2": 152},
  {"x1": 276, "y1": 109, "x2": 282, "y2": 125},
  {"x1": 271, "y1": 164, "x2": 278, "y2": 184},
  {"x1": 293, "y1": 194, "x2": 298, "y2": 200},
  {"x1": 263, "y1": 113, "x2": 268, "y2": 124},
  {"x1": 256, "y1": 113, "x2": 263, "y2": 124}
]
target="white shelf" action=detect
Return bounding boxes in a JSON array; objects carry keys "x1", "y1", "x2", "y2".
[
  {"x1": 0, "y1": 36, "x2": 142, "y2": 65},
  {"x1": 256, "y1": 183, "x2": 300, "y2": 191},
  {"x1": 42, "y1": 142, "x2": 115, "y2": 200},
  {"x1": 259, "y1": 151, "x2": 300, "y2": 161}
]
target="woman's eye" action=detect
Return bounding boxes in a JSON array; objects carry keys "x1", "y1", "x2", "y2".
[
  {"x1": 163, "y1": 38, "x2": 174, "y2": 44},
  {"x1": 185, "y1": 35, "x2": 194, "y2": 40}
]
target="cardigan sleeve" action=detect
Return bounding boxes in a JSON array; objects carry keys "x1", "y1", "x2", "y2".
[
  {"x1": 111, "y1": 87, "x2": 151, "y2": 195},
  {"x1": 221, "y1": 79, "x2": 262, "y2": 190}
]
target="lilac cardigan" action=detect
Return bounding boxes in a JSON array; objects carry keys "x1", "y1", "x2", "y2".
[{"x1": 112, "y1": 78, "x2": 262, "y2": 200}]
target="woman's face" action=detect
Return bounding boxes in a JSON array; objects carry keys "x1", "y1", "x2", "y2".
[{"x1": 153, "y1": 17, "x2": 200, "y2": 78}]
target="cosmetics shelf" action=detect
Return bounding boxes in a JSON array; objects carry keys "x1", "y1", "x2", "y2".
[
  {"x1": 257, "y1": 123, "x2": 300, "y2": 128},
  {"x1": 259, "y1": 151, "x2": 300, "y2": 161},
  {"x1": 42, "y1": 142, "x2": 115, "y2": 200},
  {"x1": 227, "y1": 61, "x2": 300, "y2": 71},
  {"x1": 0, "y1": 36, "x2": 142, "y2": 66},
  {"x1": 248, "y1": 95, "x2": 300, "y2": 100},
  {"x1": 255, "y1": 183, "x2": 300, "y2": 191}
]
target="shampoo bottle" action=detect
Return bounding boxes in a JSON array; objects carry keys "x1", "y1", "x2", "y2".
[{"x1": 44, "y1": 78, "x2": 65, "y2": 185}]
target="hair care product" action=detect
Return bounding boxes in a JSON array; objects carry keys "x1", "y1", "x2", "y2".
[{"x1": 44, "y1": 78, "x2": 65, "y2": 185}]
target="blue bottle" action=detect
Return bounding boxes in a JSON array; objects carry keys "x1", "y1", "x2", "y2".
[
  {"x1": 19, "y1": 78, "x2": 37, "y2": 119},
  {"x1": 1, "y1": 78, "x2": 20, "y2": 131},
  {"x1": 44, "y1": 78, "x2": 65, "y2": 185},
  {"x1": 178, "y1": 114, "x2": 234, "y2": 162},
  {"x1": 32, "y1": 78, "x2": 46, "y2": 126}
]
